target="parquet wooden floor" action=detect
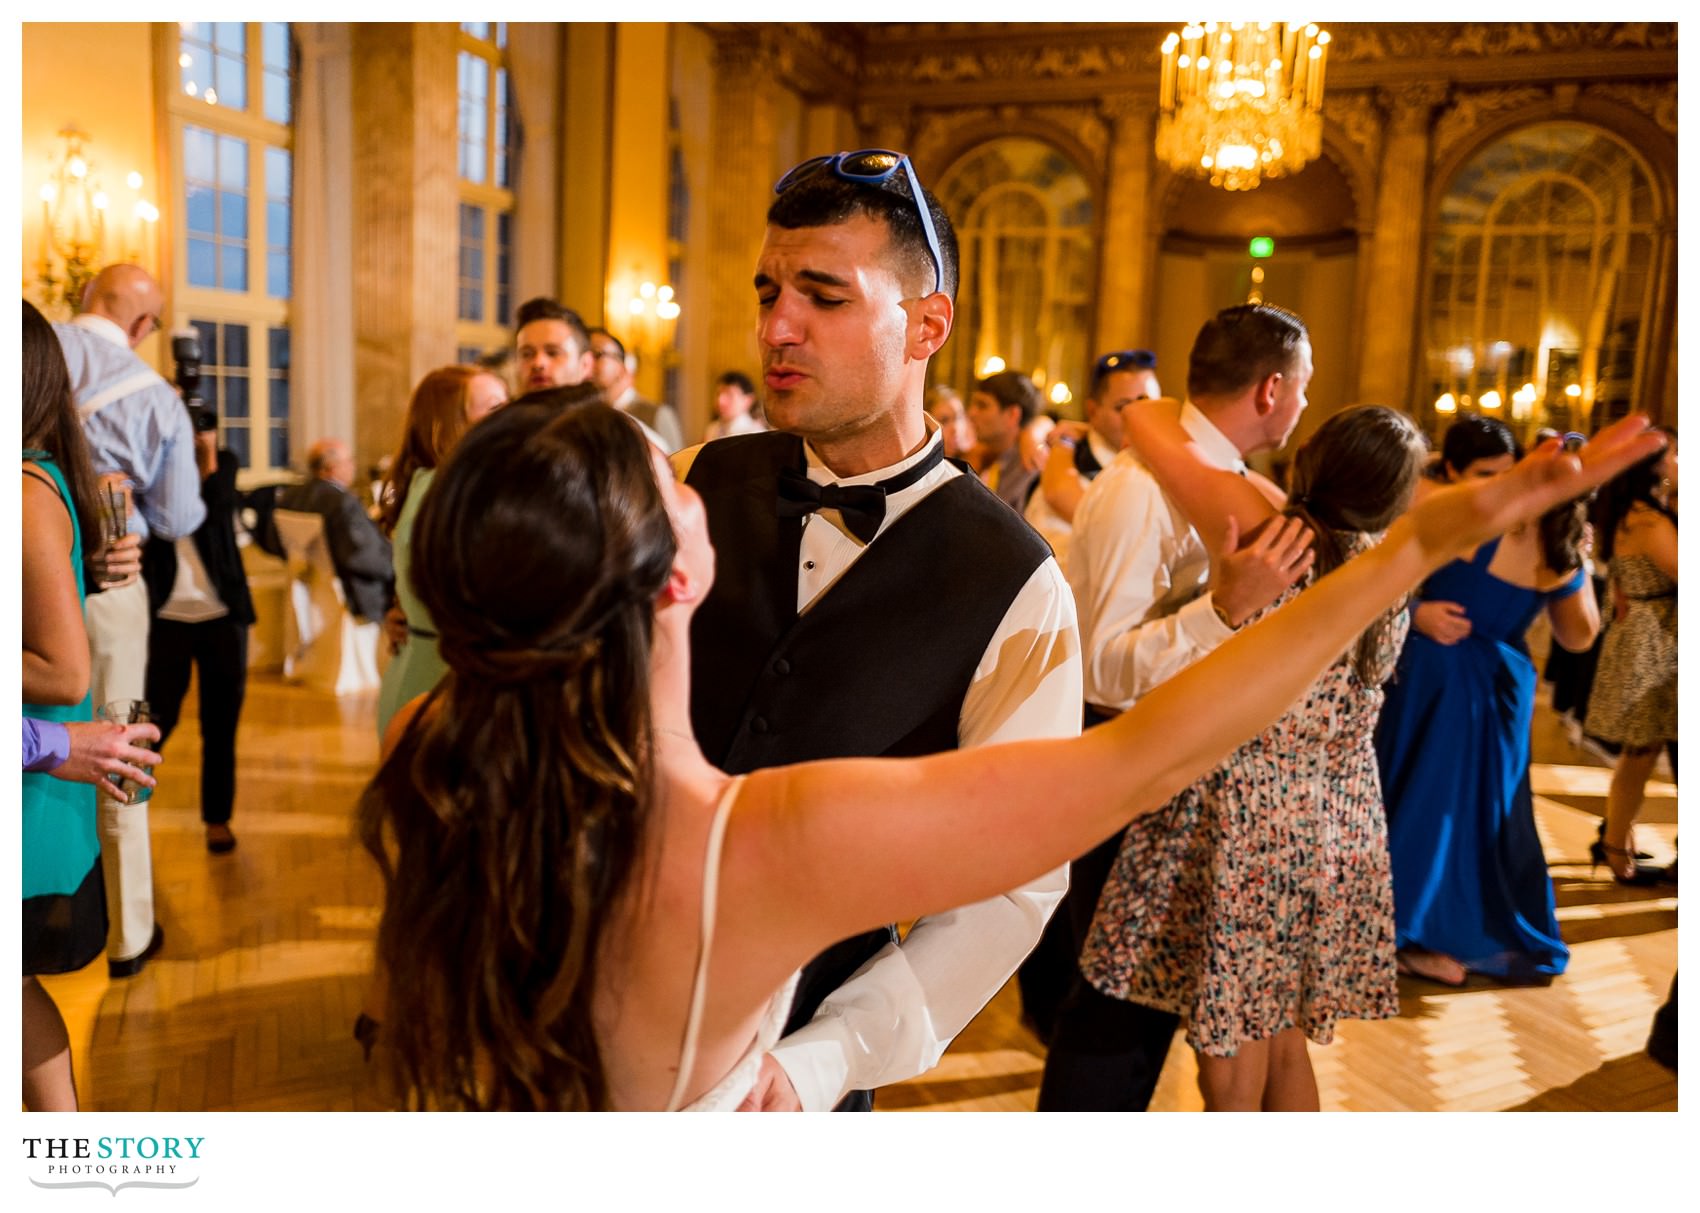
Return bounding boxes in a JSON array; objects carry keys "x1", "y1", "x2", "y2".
[{"x1": 42, "y1": 664, "x2": 1676, "y2": 1113}]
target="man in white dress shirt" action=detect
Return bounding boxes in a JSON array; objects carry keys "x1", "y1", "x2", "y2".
[
  {"x1": 675, "y1": 150, "x2": 1079, "y2": 1111},
  {"x1": 55, "y1": 264, "x2": 208, "y2": 979},
  {"x1": 1024, "y1": 349, "x2": 1163, "y2": 571},
  {"x1": 1039, "y1": 302, "x2": 1316, "y2": 1110}
]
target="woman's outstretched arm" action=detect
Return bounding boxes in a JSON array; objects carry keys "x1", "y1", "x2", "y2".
[
  {"x1": 1121, "y1": 397, "x2": 1281, "y2": 553},
  {"x1": 731, "y1": 417, "x2": 1666, "y2": 966}
]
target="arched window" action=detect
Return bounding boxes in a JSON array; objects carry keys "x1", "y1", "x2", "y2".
[
  {"x1": 935, "y1": 137, "x2": 1095, "y2": 406},
  {"x1": 1422, "y1": 122, "x2": 1660, "y2": 438}
]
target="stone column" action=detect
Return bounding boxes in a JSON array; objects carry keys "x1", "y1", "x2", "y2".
[
  {"x1": 705, "y1": 30, "x2": 782, "y2": 391},
  {"x1": 1097, "y1": 92, "x2": 1155, "y2": 351},
  {"x1": 1356, "y1": 82, "x2": 1448, "y2": 411},
  {"x1": 349, "y1": 22, "x2": 459, "y2": 475},
  {"x1": 291, "y1": 23, "x2": 355, "y2": 460}
]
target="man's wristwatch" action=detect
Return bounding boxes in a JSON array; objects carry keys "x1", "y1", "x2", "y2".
[{"x1": 1210, "y1": 594, "x2": 1239, "y2": 631}]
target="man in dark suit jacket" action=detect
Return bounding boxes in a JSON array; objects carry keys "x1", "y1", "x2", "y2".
[
  {"x1": 277, "y1": 438, "x2": 393, "y2": 622},
  {"x1": 142, "y1": 431, "x2": 257, "y2": 853}
]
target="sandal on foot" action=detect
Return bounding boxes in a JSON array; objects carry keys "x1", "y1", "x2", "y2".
[{"x1": 1396, "y1": 949, "x2": 1468, "y2": 987}]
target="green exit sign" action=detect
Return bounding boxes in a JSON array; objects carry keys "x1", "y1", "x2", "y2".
[{"x1": 1249, "y1": 236, "x2": 1275, "y2": 258}]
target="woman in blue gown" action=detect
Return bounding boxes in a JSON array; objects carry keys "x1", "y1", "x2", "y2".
[{"x1": 1375, "y1": 417, "x2": 1599, "y2": 984}]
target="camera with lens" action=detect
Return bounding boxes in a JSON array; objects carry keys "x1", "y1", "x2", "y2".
[{"x1": 171, "y1": 330, "x2": 217, "y2": 434}]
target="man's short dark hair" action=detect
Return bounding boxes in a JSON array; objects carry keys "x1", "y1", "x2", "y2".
[
  {"x1": 515, "y1": 297, "x2": 591, "y2": 356},
  {"x1": 975, "y1": 370, "x2": 1042, "y2": 427},
  {"x1": 1186, "y1": 303, "x2": 1309, "y2": 400},
  {"x1": 767, "y1": 167, "x2": 960, "y2": 301},
  {"x1": 716, "y1": 370, "x2": 755, "y2": 395}
]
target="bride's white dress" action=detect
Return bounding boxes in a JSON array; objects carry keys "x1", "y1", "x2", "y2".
[{"x1": 665, "y1": 775, "x2": 800, "y2": 1112}]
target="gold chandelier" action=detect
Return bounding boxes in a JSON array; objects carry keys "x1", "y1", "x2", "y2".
[{"x1": 1156, "y1": 21, "x2": 1331, "y2": 192}]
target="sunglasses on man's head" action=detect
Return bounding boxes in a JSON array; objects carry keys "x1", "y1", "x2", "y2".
[
  {"x1": 773, "y1": 149, "x2": 946, "y2": 297},
  {"x1": 1095, "y1": 350, "x2": 1158, "y2": 375}
]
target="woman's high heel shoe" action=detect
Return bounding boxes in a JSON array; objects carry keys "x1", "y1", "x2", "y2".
[
  {"x1": 1593, "y1": 841, "x2": 1667, "y2": 887},
  {"x1": 1594, "y1": 819, "x2": 1650, "y2": 860}
]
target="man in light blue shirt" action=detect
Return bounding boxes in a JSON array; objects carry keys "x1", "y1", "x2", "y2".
[{"x1": 54, "y1": 263, "x2": 206, "y2": 979}]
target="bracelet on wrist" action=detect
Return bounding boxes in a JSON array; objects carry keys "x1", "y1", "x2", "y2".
[{"x1": 1210, "y1": 595, "x2": 1238, "y2": 630}]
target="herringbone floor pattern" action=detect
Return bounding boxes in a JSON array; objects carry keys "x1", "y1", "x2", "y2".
[{"x1": 43, "y1": 668, "x2": 1676, "y2": 1113}]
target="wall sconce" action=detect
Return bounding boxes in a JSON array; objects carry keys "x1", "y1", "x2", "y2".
[
  {"x1": 1434, "y1": 392, "x2": 1458, "y2": 415},
  {"x1": 35, "y1": 127, "x2": 158, "y2": 316},
  {"x1": 1511, "y1": 382, "x2": 1538, "y2": 421},
  {"x1": 978, "y1": 355, "x2": 1006, "y2": 376},
  {"x1": 610, "y1": 277, "x2": 681, "y2": 365},
  {"x1": 1478, "y1": 389, "x2": 1503, "y2": 411}
]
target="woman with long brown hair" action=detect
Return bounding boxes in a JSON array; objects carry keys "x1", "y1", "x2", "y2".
[
  {"x1": 374, "y1": 365, "x2": 507, "y2": 739},
  {"x1": 357, "y1": 400, "x2": 1657, "y2": 1111},
  {"x1": 1080, "y1": 402, "x2": 1426, "y2": 1112},
  {"x1": 22, "y1": 297, "x2": 113, "y2": 1109}
]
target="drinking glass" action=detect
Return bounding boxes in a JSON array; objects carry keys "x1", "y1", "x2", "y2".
[
  {"x1": 95, "y1": 699, "x2": 155, "y2": 804},
  {"x1": 96, "y1": 481, "x2": 132, "y2": 584}
]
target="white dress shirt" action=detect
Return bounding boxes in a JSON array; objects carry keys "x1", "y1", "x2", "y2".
[
  {"x1": 1067, "y1": 402, "x2": 1245, "y2": 713},
  {"x1": 1023, "y1": 427, "x2": 1119, "y2": 570},
  {"x1": 674, "y1": 417, "x2": 1079, "y2": 1110}
]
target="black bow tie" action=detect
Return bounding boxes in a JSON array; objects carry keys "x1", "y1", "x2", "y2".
[{"x1": 776, "y1": 442, "x2": 945, "y2": 545}]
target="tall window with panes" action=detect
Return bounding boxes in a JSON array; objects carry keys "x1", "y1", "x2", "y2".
[
  {"x1": 169, "y1": 21, "x2": 294, "y2": 474},
  {"x1": 456, "y1": 23, "x2": 515, "y2": 365}
]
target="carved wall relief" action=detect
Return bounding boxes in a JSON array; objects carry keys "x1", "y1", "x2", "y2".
[{"x1": 1432, "y1": 87, "x2": 1552, "y2": 165}]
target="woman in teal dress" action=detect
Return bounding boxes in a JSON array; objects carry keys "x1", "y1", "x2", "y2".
[
  {"x1": 21, "y1": 300, "x2": 111, "y2": 1109},
  {"x1": 1374, "y1": 416, "x2": 1599, "y2": 985},
  {"x1": 375, "y1": 366, "x2": 508, "y2": 738}
]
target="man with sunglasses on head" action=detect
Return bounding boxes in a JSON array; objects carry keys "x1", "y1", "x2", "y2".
[
  {"x1": 1037, "y1": 302, "x2": 1317, "y2": 1111},
  {"x1": 674, "y1": 150, "x2": 1080, "y2": 1112}
]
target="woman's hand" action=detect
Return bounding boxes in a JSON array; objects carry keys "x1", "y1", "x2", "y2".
[{"x1": 1412, "y1": 600, "x2": 1471, "y2": 644}]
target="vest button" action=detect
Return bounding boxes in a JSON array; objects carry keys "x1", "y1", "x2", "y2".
[
  {"x1": 773, "y1": 658, "x2": 791, "y2": 676},
  {"x1": 750, "y1": 716, "x2": 770, "y2": 734}
]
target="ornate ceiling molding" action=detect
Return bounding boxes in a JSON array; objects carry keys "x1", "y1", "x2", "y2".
[{"x1": 844, "y1": 22, "x2": 1672, "y2": 108}]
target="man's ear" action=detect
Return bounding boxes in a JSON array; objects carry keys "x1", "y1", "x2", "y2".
[
  {"x1": 126, "y1": 315, "x2": 151, "y2": 346},
  {"x1": 905, "y1": 292, "x2": 953, "y2": 361},
  {"x1": 1252, "y1": 371, "x2": 1283, "y2": 416}
]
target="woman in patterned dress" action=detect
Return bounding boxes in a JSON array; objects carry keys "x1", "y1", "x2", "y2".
[
  {"x1": 1082, "y1": 403, "x2": 1427, "y2": 1111},
  {"x1": 1584, "y1": 436, "x2": 1678, "y2": 883}
]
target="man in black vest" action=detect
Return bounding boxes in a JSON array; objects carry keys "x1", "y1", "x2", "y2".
[{"x1": 675, "y1": 150, "x2": 1081, "y2": 1112}]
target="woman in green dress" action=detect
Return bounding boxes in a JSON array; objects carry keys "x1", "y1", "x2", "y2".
[
  {"x1": 21, "y1": 299, "x2": 112, "y2": 1110},
  {"x1": 375, "y1": 365, "x2": 508, "y2": 739}
]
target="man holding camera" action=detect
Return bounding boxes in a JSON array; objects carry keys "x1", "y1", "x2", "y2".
[{"x1": 54, "y1": 263, "x2": 207, "y2": 979}]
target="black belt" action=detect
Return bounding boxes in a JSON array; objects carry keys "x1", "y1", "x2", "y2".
[
  {"x1": 1624, "y1": 590, "x2": 1677, "y2": 601},
  {"x1": 407, "y1": 624, "x2": 439, "y2": 639}
]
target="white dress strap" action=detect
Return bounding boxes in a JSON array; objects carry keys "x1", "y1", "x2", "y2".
[{"x1": 664, "y1": 774, "x2": 747, "y2": 1113}]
